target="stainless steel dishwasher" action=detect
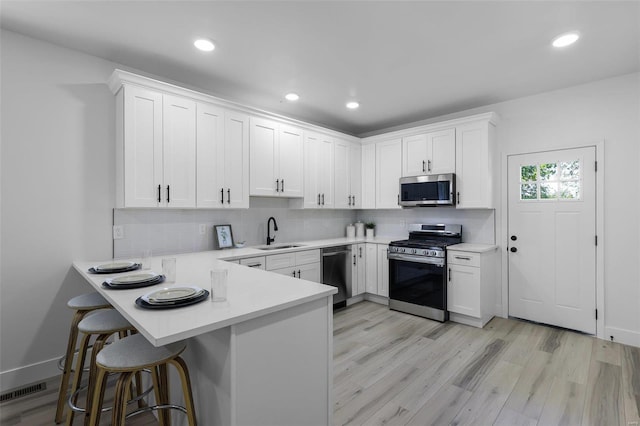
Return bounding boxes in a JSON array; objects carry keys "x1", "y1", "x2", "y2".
[{"x1": 321, "y1": 246, "x2": 352, "y2": 308}]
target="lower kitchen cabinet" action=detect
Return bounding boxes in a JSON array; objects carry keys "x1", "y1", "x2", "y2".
[
  {"x1": 266, "y1": 249, "x2": 321, "y2": 283},
  {"x1": 447, "y1": 248, "x2": 498, "y2": 327},
  {"x1": 364, "y1": 243, "x2": 378, "y2": 294},
  {"x1": 239, "y1": 256, "x2": 266, "y2": 270},
  {"x1": 377, "y1": 244, "x2": 389, "y2": 297},
  {"x1": 352, "y1": 244, "x2": 366, "y2": 296}
]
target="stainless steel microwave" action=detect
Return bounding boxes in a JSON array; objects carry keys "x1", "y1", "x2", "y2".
[{"x1": 399, "y1": 173, "x2": 456, "y2": 207}]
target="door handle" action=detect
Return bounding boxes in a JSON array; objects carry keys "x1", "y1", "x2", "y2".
[{"x1": 510, "y1": 247, "x2": 518, "y2": 253}]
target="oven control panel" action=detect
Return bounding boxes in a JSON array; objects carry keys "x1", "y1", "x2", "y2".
[{"x1": 388, "y1": 246, "x2": 445, "y2": 258}]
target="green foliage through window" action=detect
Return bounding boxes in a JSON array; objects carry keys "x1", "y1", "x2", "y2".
[{"x1": 520, "y1": 160, "x2": 580, "y2": 201}]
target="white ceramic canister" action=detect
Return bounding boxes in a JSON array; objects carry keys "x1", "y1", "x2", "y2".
[
  {"x1": 355, "y1": 222, "x2": 365, "y2": 237},
  {"x1": 346, "y1": 224, "x2": 356, "y2": 238}
]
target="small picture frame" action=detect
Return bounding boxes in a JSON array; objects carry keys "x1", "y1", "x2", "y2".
[{"x1": 214, "y1": 225, "x2": 234, "y2": 249}]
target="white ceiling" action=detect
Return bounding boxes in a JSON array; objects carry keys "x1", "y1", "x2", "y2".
[{"x1": 1, "y1": 1, "x2": 638, "y2": 136}]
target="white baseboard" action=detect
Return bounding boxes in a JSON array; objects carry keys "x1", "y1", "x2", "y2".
[
  {"x1": 363, "y1": 293, "x2": 389, "y2": 306},
  {"x1": 0, "y1": 357, "x2": 60, "y2": 393},
  {"x1": 603, "y1": 326, "x2": 640, "y2": 348}
]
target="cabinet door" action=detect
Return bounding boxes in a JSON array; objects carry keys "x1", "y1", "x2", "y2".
[
  {"x1": 361, "y1": 144, "x2": 376, "y2": 209},
  {"x1": 364, "y1": 243, "x2": 378, "y2": 294},
  {"x1": 375, "y1": 139, "x2": 402, "y2": 209},
  {"x1": 333, "y1": 139, "x2": 351, "y2": 209},
  {"x1": 402, "y1": 134, "x2": 428, "y2": 177},
  {"x1": 353, "y1": 244, "x2": 366, "y2": 295},
  {"x1": 455, "y1": 122, "x2": 492, "y2": 208},
  {"x1": 350, "y1": 143, "x2": 362, "y2": 208},
  {"x1": 427, "y1": 128, "x2": 456, "y2": 174},
  {"x1": 250, "y1": 117, "x2": 278, "y2": 196},
  {"x1": 278, "y1": 124, "x2": 304, "y2": 197},
  {"x1": 447, "y1": 264, "x2": 481, "y2": 317},
  {"x1": 317, "y1": 136, "x2": 334, "y2": 208},
  {"x1": 224, "y1": 111, "x2": 250, "y2": 208},
  {"x1": 122, "y1": 85, "x2": 163, "y2": 207},
  {"x1": 239, "y1": 256, "x2": 266, "y2": 270},
  {"x1": 298, "y1": 262, "x2": 321, "y2": 283},
  {"x1": 303, "y1": 134, "x2": 320, "y2": 208},
  {"x1": 271, "y1": 266, "x2": 298, "y2": 278},
  {"x1": 163, "y1": 94, "x2": 196, "y2": 208},
  {"x1": 377, "y1": 244, "x2": 389, "y2": 297},
  {"x1": 196, "y1": 102, "x2": 225, "y2": 208}
]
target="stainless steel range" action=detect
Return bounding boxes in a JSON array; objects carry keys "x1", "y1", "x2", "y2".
[{"x1": 388, "y1": 224, "x2": 462, "y2": 322}]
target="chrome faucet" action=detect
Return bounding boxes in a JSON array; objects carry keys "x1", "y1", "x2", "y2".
[{"x1": 267, "y1": 217, "x2": 278, "y2": 245}]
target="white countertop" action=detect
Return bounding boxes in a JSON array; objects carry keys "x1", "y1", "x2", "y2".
[
  {"x1": 73, "y1": 237, "x2": 396, "y2": 347},
  {"x1": 447, "y1": 243, "x2": 498, "y2": 253}
]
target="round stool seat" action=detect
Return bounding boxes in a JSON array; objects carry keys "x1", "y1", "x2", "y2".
[
  {"x1": 78, "y1": 310, "x2": 132, "y2": 334},
  {"x1": 97, "y1": 334, "x2": 186, "y2": 371},
  {"x1": 67, "y1": 292, "x2": 111, "y2": 310}
]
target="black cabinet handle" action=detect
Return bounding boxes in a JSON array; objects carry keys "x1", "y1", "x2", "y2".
[
  {"x1": 227, "y1": 189, "x2": 231, "y2": 204},
  {"x1": 167, "y1": 185, "x2": 170, "y2": 203},
  {"x1": 510, "y1": 247, "x2": 518, "y2": 253},
  {"x1": 348, "y1": 195, "x2": 352, "y2": 206},
  {"x1": 353, "y1": 254, "x2": 356, "y2": 266},
  {"x1": 457, "y1": 192, "x2": 460, "y2": 204},
  {"x1": 359, "y1": 247, "x2": 362, "y2": 258},
  {"x1": 297, "y1": 269, "x2": 301, "y2": 278},
  {"x1": 322, "y1": 193, "x2": 325, "y2": 205},
  {"x1": 511, "y1": 235, "x2": 517, "y2": 241},
  {"x1": 318, "y1": 193, "x2": 321, "y2": 206},
  {"x1": 448, "y1": 268, "x2": 451, "y2": 281},
  {"x1": 292, "y1": 270, "x2": 296, "y2": 277},
  {"x1": 428, "y1": 160, "x2": 432, "y2": 172},
  {"x1": 221, "y1": 188, "x2": 224, "y2": 204},
  {"x1": 397, "y1": 194, "x2": 400, "y2": 205},
  {"x1": 276, "y1": 179, "x2": 280, "y2": 192},
  {"x1": 158, "y1": 185, "x2": 161, "y2": 203},
  {"x1": 281, "y1": 179, "x2": 285, "y2": 192},
  {"x1": 352, "y1": 195, "x2": 355, "y2": 206},
  {"x1": 423, "y1": 160, "x2": 426, "y2": 172},
  {"x1": 247, "y1": 263, "x2": 262, "y2": 268}
]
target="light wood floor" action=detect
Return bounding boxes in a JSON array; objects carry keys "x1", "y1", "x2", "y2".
[{"x1": 2, "y1": 301, "x2": 639, "y2": 425}]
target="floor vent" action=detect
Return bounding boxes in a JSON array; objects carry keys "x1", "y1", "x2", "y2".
[{"x1": 0, "y1": 382, "x2": 47, "y2": 403}]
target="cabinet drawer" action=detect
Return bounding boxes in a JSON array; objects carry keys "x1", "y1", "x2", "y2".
[
  {"x1": 447, "y1": 251, "x2": 480, "y2": 267},
  {"x1": 296, "y1": 249, "x2": 320, "y2": 265},
  {"x1": 239, "y1": 256, "x2": 266, "y2": 270},
  {"x1": 266, "y1": 252, "x2": 297, "y2": 270}
]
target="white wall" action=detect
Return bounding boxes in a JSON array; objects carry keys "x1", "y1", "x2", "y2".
[
  {"x1": 0, "y1": 30, "x2": 117, "y2": 390},
  {"x1": 369, "y1": 72, "x2": 640, "y2": 346}
]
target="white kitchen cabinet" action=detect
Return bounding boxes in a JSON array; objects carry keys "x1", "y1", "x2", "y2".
[
  {"x1": 402, "y1": 128, "x2": 455, "y2": 177},
  {"x1": 377, "y1": 244, "x2": 389, "y2": 297},
  {"x1": 334, "y1": 139, "x2": 361, "y2": 209},
  {"x1": 117, "y1": 86, "x2": 197, "y2": 208},
  {"x1": 250, "y1": 117, "x2": 303, "y2": 198},
  {"x1": 351, "y1": 244, "x2": 366, "y2": 296},
  {"x1": 196, "y1": 105, "x2": 249, "y2": 208},
  {"x1": 375, "y1": 139, "x2": 402, "y2": 209},
  {"x1": 455, "y1": 120, "x2": 495, "y2": 209},
  {"x1": 447, "y1": 248, "x2": 497, "y2": 327},
  {"x1": 364, "y1": 243, "x2": 378, "y2": 294},
  {"x1": 361, "y1": 144, "x2": 376, "y2": 209},
  {"x1": 239, "y1": 256, "x2": 266, "y2": 270},
  {"x1": 266, "y1": 249, "x2": 321, "y2": 283},
  {"x1": 303, "y1": 132, "x2": 334, "y2": 208}
]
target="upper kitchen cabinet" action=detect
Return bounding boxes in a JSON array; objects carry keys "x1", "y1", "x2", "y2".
[
  {"x1": 455, "y1": 118, "x2": 496, "y2": 209},
  {"x1": 334, "y1": 139, "x2": 362, "y2": 209},
  {"x1": 402, "y1": 128, "x2": 455, "y2": 177},
  {"x1": 375, "y1": 139, "x2": 403, "y2": 209},
  {"x1": 114, "y1": 84, "x2": 196, "y2": 208},
  {"x1": 303, "y1": 132, "x2": 334, "y2": 208},
  {"x1": 361, "y1": 144, "x2": 376, "y2": 209},
  {"x1": 250, "y1": 117, "x2": 304, "y2": 198},
  {"x1": 196, "y1": 105, "x2": 249, "y2": 208}
]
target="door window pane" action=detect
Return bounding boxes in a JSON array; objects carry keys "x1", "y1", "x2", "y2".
[
  {"x1": 539, "y1": 163, "x2": 557, "y2": 181},
  {"x1": 521, "y1": 165, "x2": 537, "y2": 182},
  {"x1": 540, "y1": 182, "x2": 557, "y2": 199},
  {"x1": 520, "y1": 183, "x2": 537, "y2": 200},
  {"x1": 559, "y1": 181, "x2": 580, "y2": 199},
  {"x1": 560, "y1": 160, "x2": 580, "y2": 179}
]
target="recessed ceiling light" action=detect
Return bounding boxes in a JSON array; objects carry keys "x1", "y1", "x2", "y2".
[
  {"x1": 285, "y1": 93, "x2": 300, "y2": 101},
  {"x1": 346, "y1": 101, "x2": 360, "y2": 109},
  {"x1": 194, "y1": 38, "x2": 215, "y2": 52},
  {"x1": 552, "y1": 32, "x2": 579, "y2": 48}
]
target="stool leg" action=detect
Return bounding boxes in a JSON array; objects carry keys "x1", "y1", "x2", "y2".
[
  {"x1": 151, "y1": 366, "x2": 168, "y2": 426},
  {"x1": 170, "y1": 357, "x2": 197, "y2": 426},
  {"x1": 66, "y1": 332, "x2": 92, "y2": 426},
  {"x1": 86, "y1": 367, "x2": 108, "y2": 426},
  {"x1": 112, "y1": 372, "x2": 134, "y2": 426},
  {"x1": 55, "y1": 309, "x2": 85, "y2": 423},
  {"x1": 83, "y1": 333, "x2": 111, "y2": 421}
]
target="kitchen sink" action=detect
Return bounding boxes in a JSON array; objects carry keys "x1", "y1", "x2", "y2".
[{"x1": 256, "y1": 244, "x2": 304, "y2": 251}]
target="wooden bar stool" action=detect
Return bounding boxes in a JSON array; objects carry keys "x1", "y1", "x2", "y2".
[
  {"x1": 88, "y1": 333, "x2": 197, "y2": 426},
  {"x1": 55, "y1": 292, "x2": 112, "y2": 424}
]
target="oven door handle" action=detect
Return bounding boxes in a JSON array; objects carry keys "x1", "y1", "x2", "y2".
[{"x1": 388, "y1": 253, "x2": 445, "y2": 266}]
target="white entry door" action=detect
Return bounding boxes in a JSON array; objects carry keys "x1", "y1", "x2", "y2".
[{"x1": 508, "y1": 147, "x2": 596, "y2": 334}]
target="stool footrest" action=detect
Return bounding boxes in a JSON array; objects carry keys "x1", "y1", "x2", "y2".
[{"x1": 125, "y1": 403, "x2": 188, "y2": 419}]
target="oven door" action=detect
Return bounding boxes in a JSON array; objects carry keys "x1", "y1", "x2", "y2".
[{"x1": 388, "y1": 254, "x2": 448, "y2": 321}]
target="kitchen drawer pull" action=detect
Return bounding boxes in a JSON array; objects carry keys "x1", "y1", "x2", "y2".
[
  {"x1": 227, "y1": 189, "x2": 231, "y2": 204},
  {"x1": 158, "y1": 185, "x2": 161, "y2": 203},
  {"x1": 455, "y1": 256, "x2": 472, "y2": 260},
  {"x1": 247, "y1": 263, "x2": 262, "y2": 268}
]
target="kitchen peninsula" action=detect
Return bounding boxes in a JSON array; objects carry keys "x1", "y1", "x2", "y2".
[{"x1": 73, "y1": 249, "x2": 338, "y2": 426}]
